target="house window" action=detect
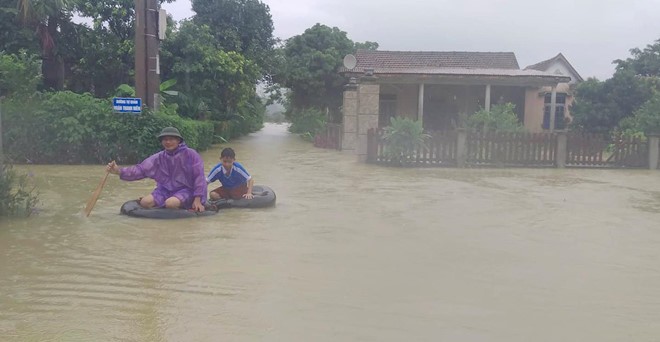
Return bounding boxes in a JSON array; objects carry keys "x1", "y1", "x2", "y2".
[
  {"x1": 542, "y1": 93, "x2": 567, "y2": 130},
  {"x1": 379, "y1": 94, "x2": 397, "y2": 127}
]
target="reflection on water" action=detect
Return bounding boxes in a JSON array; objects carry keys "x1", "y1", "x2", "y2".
[{"x1": 2, "y1": 123, "x2": 660, "y2": 341}]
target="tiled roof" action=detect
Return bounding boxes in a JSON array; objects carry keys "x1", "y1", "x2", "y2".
[
  {"x1": 344, "y1": 50, "x2": 521, "y2": 71},
  {"x1": 338, "y1": 50, "x2": 571, "y2": 82},
  {"x1": 344, "y1": 67, "x2": 569, "y2": 78}
]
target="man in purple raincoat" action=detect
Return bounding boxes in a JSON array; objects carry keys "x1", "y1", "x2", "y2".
[{"x1": 106, "y1": 127, "x2": 207, "y2": 212}]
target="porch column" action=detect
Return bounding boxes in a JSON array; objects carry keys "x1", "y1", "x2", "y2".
[
  {"x1": 485, "y1": 84, "x2": 491, "y2": 111},
  {"x1": 549, "y1": 86, "x2": 557, "y2": 132},
  {"x1": 341, "y1": 79, "x2": 359, "y2": 155},
  {"x1": 357, "y1": 82, "x2": 380, "y2": 162},
  {"x1": 418, "y1": 83, "x2": 425, "y2": 124}
]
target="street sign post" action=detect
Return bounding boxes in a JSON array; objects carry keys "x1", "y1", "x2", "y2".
[{"x1": 112, "y1": 97, "x2": 142, "y2": 114}]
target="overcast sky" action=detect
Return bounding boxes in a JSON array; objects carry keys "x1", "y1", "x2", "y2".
[{"x1": 162, "y1": 0, "x2": 660, "y2": 80}]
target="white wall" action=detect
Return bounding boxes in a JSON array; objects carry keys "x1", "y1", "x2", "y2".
[{"x1": 544, "y1": 60, "x2": 580, "y2": 84}]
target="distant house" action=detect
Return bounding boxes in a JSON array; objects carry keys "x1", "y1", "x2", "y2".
[
  {"x1": 338, "y1": 50, "x2": 581, "y2": 159},
  {"x1": 524, "y1": 53, "x2": 584, "y2": 131}
]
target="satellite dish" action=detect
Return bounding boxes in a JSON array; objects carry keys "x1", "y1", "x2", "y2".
[{"x1": 343, "y1": 54, "x2": 357, "y2": 70}]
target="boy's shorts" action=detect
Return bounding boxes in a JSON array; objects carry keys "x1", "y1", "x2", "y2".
[{"x1": 211, "y1": 184, "x2": 248, "y2": 200}]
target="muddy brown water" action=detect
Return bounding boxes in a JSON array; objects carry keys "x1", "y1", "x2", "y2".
[{"x1": 2, "y1": 123, "x2": 660, "y2": 341}]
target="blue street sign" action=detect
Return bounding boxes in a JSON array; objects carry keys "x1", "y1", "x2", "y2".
[{"x1": 113, "y1": 97, "x2": 142, "y2": 114}]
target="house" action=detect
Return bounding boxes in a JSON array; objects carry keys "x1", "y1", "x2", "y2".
[
  {"x1": 524, "y1": 53, "x2": 584, "y2": 131},
  {"x1": 338, "y1": 50, "x2": 581, "y2": 160}
]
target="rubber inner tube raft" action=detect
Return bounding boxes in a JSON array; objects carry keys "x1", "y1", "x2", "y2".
[
  {"x1": 119, "y1": 185, "x2": 276, "y2": 219},
  {"x1": 119, "y1": 200, "x2": 219, "y2": 219},
  {"x1": 208, "y1": 185, "x2": 276, "y2": 209}
]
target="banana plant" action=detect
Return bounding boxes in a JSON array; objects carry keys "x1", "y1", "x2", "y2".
[{"x1": 115, "y1": 79, "x2": 179, "y2": 102}]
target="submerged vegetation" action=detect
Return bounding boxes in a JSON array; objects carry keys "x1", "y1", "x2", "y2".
[{"x1": 0, "y1": 164, "x2": 38, "y2": 217}]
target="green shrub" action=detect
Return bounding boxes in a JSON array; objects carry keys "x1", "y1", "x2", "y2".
[
  {"x1": 617, "y1": 116, "x2": 647, "y2": 141},
  {"x1": 467, "y1": 103, "x2": 524, "y2": 132},
  {"x1": 288, "y1": 108, "x2": 327, "y2": 138},
  {"x1": 617, "y1": 92, "x2": 660, "y2": 137},
  {"x1": 382, "y1": 116, "x2": 430, "y2": 164},
  {"x1": 208, "y1": 96, "x2": 265, "y2": 143},
  {"x1": 0, "y1": 51, "x2": 41, "y2": 97},
  {"x1": 2, "y1": 91, "x2": 214, "y2": 164},
  {"x1": 89, "y1": 103, "x2": 214, "y2": 164},
  {"x1": 0, "y1": 164, "x2": 38, "y2": 217}
]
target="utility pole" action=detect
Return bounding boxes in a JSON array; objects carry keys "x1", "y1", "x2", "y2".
[
  {"x1": 134, "y1": 0, "x2": 160, "y2": 109},
  {"x1": 0, "y1": 96, "x2": 4, "y2": 172}
]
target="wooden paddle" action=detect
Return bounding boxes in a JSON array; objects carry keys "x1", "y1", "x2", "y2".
[{"x1": 84, "y1": 164, "x2": 112, "y2": 217}]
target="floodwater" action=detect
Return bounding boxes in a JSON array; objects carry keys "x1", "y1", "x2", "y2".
[{"x1": 2, "y1": 123, "x2": 660, "y2": 341}]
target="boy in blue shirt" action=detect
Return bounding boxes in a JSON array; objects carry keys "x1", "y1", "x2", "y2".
[{"x1": 206, "y1": 148, "x2": 254, "y2": 200}]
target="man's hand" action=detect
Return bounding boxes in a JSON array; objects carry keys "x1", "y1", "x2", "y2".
[
  {"x1": 192, "y1": 197, "x2": 205, "y2": 212},
  {"x1": 242, "y1": 192, "x2": 254, "y2": 200},
  {"x1": 106, "y1": 161, "x2": 120, "y2": 175}
]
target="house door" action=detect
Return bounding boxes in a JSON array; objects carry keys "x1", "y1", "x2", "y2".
[{"x1": 379, "y1": 94, "x2": 397, "y2": 127}]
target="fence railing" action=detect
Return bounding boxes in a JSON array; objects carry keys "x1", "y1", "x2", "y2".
[
  {"x1": 367, "y1": 129, "x2": 458, "y2": 166},
  {"x1": 314, "y1": 123, "x2": 342, "y2": 150},
  {"x1": 366, "y1": 128, "x2": 659, "y2": 169},
  {"x1": 566, "y1": 133, "x2": 648, "y2": 168},
  {"x1": 467, "y1": 131, "x2": 556, "y2": 167}
]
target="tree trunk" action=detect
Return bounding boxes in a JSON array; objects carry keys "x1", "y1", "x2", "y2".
[{"x1": 41, "y1": 16, "x2": 64, "y2": 90}]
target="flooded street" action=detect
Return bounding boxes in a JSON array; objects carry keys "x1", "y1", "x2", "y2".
[{"x1": 2, "y1": 123, "x2": 660, "y2": 341}]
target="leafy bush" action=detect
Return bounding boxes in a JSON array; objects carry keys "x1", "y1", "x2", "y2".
[
  {"x1": 382, "y1": 116, "x2": 430, "y2": 164},
  {"x1": 0, "y1": 51, "x2": 41, "y2": 97},
  {"x1": 617, "y1": 92, "x2": 660, "y2": 137},
  {"x1": 210, "y1": 96, "x2": 265, "y2": 143},
  {"x1": 467, "y1": 103, "x2": 524, "y2": 132},
  {"x1": 234, "y1": 95, "x2": 266, "y2": 136},
  {"x1": 0, "y1": 164, "x2": 38, "y2": 217},
  {"x1": 2, "y1": 91, "x2": 214, "y2": 164},
  {"x1": 288, "y1": 108, "x2": 327, "y2": 139}
]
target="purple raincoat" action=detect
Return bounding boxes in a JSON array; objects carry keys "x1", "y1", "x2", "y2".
[{"x1": 120, "y1": 143, "x2": 207, "y2": 208}]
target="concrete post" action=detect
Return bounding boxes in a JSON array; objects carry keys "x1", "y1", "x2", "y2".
[
  {"x1": 134, "y1": 0, "x2": 147, "y2": 106},
  {"x1": 341, "y1": 79, "x2": 359, "y2": 155},
  {"x1": 135, "y1": 0, "x2": 160, "y2": 109},
  {"x1": 648, "y1": 134, "x2": 660, "y2": 170},
  {"x1": 485, "y1": 85, "x2": 491, "y2": 112},
  {"x1": 356, "y1": 81, "x2": 380, "y2": 162},
  {"x1": 418, "y1": 83, "x2": 425, "y2": 125},
  {"x1": 145, "y1": 0, "x2": 160, "y2": 109},
  {"x1": 456, "y1": 128, "x2": 467, "y2": 168},
  {"x1": 0, "y1": 97, "x2": 4, "y2": 171},
  {"x1": 556, "y1": 131, "x2": 567, "y2": 168}
]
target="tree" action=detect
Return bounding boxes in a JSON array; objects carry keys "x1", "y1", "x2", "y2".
[
  {"x1": 161, "y1": 20, "x2": 260, "y2": 120},
  {"x1": 571, "y1": 70, "x2": 656, "y2": 133},
  {"x1": 0, "y1": 0, "x2": 39, "y2": 55},
  {"x1": 70, "y1": 0, "x2": 175, "y2": 96},
  {"x1": 571, "y1": 38, "x2": 660, "y2": 133},
  {"x1": 66, "y1": 24, "x2": 133, "y2": 96},
  {"x1": 614, "y1": 39, "x2": 660, "y2": 77},
  {"x1": 16, "y1": 0, "x2": 75, "y2": 90},
  {"x1": 191, "y1": 0, "x2": 275, "y2": 72},
  {"x1": 354, "y1": 41, "x2": 379, "y2": 51},
  {"x1": 276, "y1": 24, "x2": 356, "y2": 118}
]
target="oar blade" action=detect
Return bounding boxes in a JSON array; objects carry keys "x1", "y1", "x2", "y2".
[{"x1": 84, "y1": 171, "x2": 110, "y2": 217}]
